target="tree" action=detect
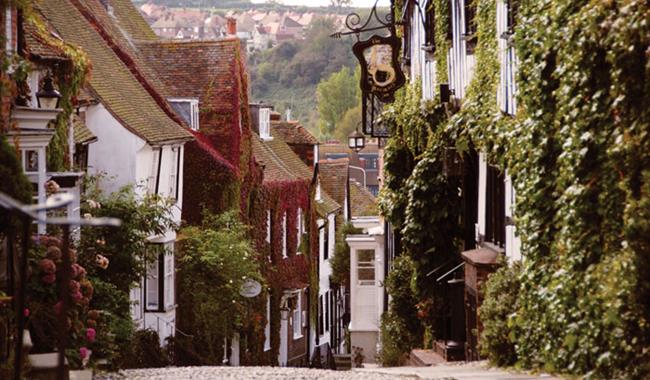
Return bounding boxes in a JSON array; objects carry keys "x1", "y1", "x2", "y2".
[
  {"x1": 316, "y1": 66, "x2": 359, "y2": 139},
  {"x1": 334, "y1": 104, "x2": 361, "y2": 143}
]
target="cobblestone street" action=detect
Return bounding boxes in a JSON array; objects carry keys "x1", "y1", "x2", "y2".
[
  {"x1": 93, "y1": 363, "x2": 560, "y2": 380},
  {"x1": 94, "y1": 366, "x2": 415, "y2": 380}
]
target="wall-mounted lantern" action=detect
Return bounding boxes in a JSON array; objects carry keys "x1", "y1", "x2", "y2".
[{"x1": 36, "y1": 73, "x2": 61, "y2": 110}]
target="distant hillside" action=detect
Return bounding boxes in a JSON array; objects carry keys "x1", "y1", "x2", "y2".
[{"x1": 247, "y1": 16, "x2": 357, "y2": 137}]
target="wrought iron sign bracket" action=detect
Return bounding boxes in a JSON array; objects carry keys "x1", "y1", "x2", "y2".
[{"x1": 330, "y1": 0, "x2": 396, "y2": 40}]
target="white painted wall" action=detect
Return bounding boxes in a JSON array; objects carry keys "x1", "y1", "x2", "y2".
[
  {"x1": 86, "y1": 103, "x2": 144, "y2": 194},
  {"x1": 86, "y1": 102, "x2": 187, "y2": 344}
]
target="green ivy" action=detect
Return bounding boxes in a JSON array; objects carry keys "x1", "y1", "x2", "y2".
[{"x1": 382, "y1": 0, "x2": 650, "y2": 377}]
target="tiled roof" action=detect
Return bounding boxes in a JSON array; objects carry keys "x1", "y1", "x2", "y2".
[
  {"x1": 72, "y1": 114, "x2": 97, "y2": 145},
  {"x1": 22, "y1": 19, "x2": 68, "y2": 61},
  {"x1": 109, "y1": 0, "x2": 158, "y2": 41},
  {"x1": 135, "y1": 38, "x2": 241, "y2": 101},
  {"x1": 318, "y1": 158, "x2": 349, "y2": 208},
  {"x1": 134, "y1": 38, "x2": 247, "y2": 164},
  {"x1": 271, "y1": 121, "x2": 318, "y2": 145},
  {"x1": 316, "y1": 193, "x2": 340, "y2": 217},
  {"x1": 253, "y1": 133, "x2": 340, "y2": 216},
  {"x1": 252, "y1": 137, "x2": 297, "y2": 183},
  {"x1": 39, "y1": 0, "x2": 193, "y2": 144},
  {"x1": 67, "y1": 0, "x2": 174, "y2": 99},
  {"x1": 350, "y1": 181, "x2": 378, "y2": 217}
]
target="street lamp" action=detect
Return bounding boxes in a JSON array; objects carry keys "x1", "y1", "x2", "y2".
[
  {"x1": 36, "y1": 73, "x2": 61, "y2": 109},
  {"x1": 348, "y1": 127, "x2": 365, "y2": 153}
]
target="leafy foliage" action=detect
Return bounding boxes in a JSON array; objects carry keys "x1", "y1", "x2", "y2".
[
  {"x1": 479, "y1": 259, "x2": 521, "y2": 367},
  {"x1": 379, "y1": 256, "x2": 420, "y2": 366},
  {"x1": 176, "y1": 211, "x2": 263, "y2": 365},
  {"x1": 316, "y1": 66, "x2": 360, "y2": 138},
  {"x1": 383, "y1": 0, "x2": 650, "y2": 377},
  {"x1": 122, "y1": 329, "x2": 170, "y2": 369},
  {"x1": 0, "y1": 135, "x2": 32, "y2": 233},
  {"x1": 330, "y1": 222, "x2": 361, "y2": 286},
  {"x1": 75, "y1": 178, "x2": 176, "y2": 368},
  {"x1": 506, "y1": 1, "x2": 650, "y2": 377}
]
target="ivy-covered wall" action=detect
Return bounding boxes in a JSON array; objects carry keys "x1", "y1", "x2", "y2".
[{"x1": 382, "y1": 0, "x2": 650, "y2": 377}]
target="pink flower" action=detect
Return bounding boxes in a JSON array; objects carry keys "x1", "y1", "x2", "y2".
[
  {"x1": 46, "y1": 246, "x2": 62, "y2": 261},
  {"x1": 72, "y1": 264, "x2": 86, "y2": 279},
  {"x1": 54, "y1": 301, "x2": 63, "y2": 315},
  {"x1": 85, "y1": 328, "x2": 96, "y2": 343},
  {"x1": 39, "y1": 259, "x2": 56, "y2": 274},
  {"x1": 42, "y1": 273, "x2": 56, "y2": 285},
  {"x1": 79, "y1": 346, "x2": 89, "y2": 360},
  {"x1": 72, "y1": 291, "x2": 83, "y2": 302},
  {"x1": 24, "y1": 308, "x2": 29, "y2": 317},
  {"x1": 69, "y1": 280, "x2": 81, "y2": 293}
]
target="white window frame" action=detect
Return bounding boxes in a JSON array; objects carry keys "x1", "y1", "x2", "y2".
[
  {"x1": 168, "y1": 98, "x2": 200, "y2": 131},
  {"x1": 145, "y1": 244, "x2": 175, "y2": 312},
  {"x1": 296, "y1": 208, "x2": 303, "y2": 253},
  {"x1": 259, "y1": 107, "x2": 272, "y2": 140},
  {"x1": 266, "y1": 209, "x2": 271, "y2": 243},
  {"x1": 145, "y1": 258, "x2": 160, "y2": 311},
  {"x1": 264, "y1": 295, "x2": 271, "y2": 351},
  {"x1": 292, "y1": 292, "x2": 302, "y2": 339},
  {"x1": 357, "y1": 249, "x2": 376, "y2": 286},
  {"x1": 164, "y1": 247, "x2": 174, "y2": 310},
  {"x1": 282, "y1": 212, "x2": 287, "y2": 258},
  {"x1": 147, "y1": 148, "x2": 161, "y2": 194},
  {"x1": 169, "y1": 147, "x2": 181, "y2": 200}
]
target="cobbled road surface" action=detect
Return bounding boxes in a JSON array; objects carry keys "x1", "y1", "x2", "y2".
[{"x1": 94, "y1": 366, "x2": 415, "y2": 380}]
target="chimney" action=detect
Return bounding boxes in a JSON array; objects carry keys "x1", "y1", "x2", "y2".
[{"x1": 226, "y1": 17, "x2": 237, "y2": 35}]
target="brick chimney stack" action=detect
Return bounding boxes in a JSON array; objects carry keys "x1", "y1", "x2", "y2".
[{"x1": 226, "y1": 17, "x2": 236, "y2": 35}]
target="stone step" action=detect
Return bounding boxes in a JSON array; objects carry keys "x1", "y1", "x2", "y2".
[{"x1": 333, "y1": 354, "x2": 352, "y2": 370}]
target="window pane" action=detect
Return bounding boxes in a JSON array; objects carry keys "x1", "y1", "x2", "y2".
[
  {"x1": 146, "y1": 260, "x2": 159, "y2": 310},
  {"x1": 358, "y1": 249, "x2": 375, "y2": 262},
  {"x1": 358, "y1": 268, "x2": 375, "y2": 281},
  {"x1": 165, "y1": 251, "x2": 174, "y2": 309}
]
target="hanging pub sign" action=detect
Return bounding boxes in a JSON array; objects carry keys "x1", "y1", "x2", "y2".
[
  {"x1": 330, "y1": 0, "x2": 405, "y2": 137},
  {"x1": 353, "y1": 34, "x2": 405, "y2": 103}
]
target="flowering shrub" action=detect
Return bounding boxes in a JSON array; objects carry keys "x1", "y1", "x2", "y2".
[{"x1": 26, "y1": 235, "x2": 98, "y2": 369}]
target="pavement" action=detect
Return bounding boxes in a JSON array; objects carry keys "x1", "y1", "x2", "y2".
[
  {"x1": 357, "y1": 361, "x2": 561, "y2": 380},
  {"x1": 94, "y1": 363, "x2": 561, "y2": 380}
]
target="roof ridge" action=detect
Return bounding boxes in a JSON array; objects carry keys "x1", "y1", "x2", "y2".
[{"x1": 67, "y1": 0, "x2": 188, "y2": 130}]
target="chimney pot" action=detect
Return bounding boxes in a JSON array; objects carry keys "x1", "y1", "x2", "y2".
[{"x1": 226, "y1": 17, "x2": 237, "y2": 35}]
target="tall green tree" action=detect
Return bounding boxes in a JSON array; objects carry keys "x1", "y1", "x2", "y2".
[{"x1": 316, "y1": 66, "x2": 359, "y2": 139}]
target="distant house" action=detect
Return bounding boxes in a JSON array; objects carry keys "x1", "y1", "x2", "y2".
[
  {"x1": 275, "y1": 14, "x2": 304, "y2": 41},
  {"x1": 204, "y1": 14, "x2": 227, "y2": 39},
  {"x1": 319, "y1": 141, "x2": 381, "y2": 196},
  {"x1": 252, "y1": 25, "x2": 272, "y2": 51}
]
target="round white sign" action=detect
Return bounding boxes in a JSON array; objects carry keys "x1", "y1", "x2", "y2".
[{"x1": 239, "y1": 279, "x2": 262, "y2": 298}]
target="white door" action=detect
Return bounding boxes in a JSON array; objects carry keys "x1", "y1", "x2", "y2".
[{"x1": 279, "y1": 319, "x2": 288, "y2": 366}]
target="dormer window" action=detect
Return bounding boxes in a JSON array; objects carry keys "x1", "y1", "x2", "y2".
[
  {"x1": 169, "y1": 98, "x2": 199, "y2": 131},
  {"x1": 259, "y1": 107, "x2": 272, "y2": 140}
]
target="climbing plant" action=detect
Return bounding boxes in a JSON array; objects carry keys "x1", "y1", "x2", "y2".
[
  {"x1": 382, "y1": 0, "x2": 650, "y2": 378},
  {"x1": 505, "y1": 0, "x2": 650, "y2": 377}
]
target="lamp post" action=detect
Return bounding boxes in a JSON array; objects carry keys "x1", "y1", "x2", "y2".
[{"x1": 36, "y1": 73, "x2": 62, "y2": 109}]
